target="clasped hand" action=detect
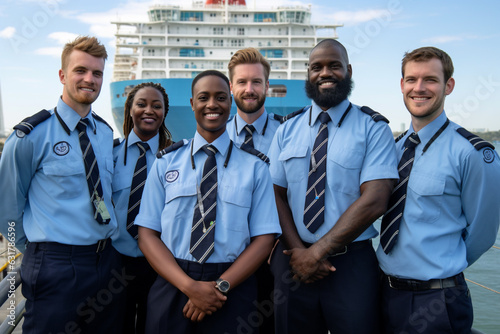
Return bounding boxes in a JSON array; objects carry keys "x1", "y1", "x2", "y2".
[
  {"x1": 183, "y1": 280, "x2": 227, "y2": 322},
  {"x1": 284, "y1": 247, "x2": 336, "y2": 283}
]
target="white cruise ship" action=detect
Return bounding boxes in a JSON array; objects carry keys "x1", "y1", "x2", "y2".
[{"x1": 110, "y1": 0, "x2": 342, "y2": 140}]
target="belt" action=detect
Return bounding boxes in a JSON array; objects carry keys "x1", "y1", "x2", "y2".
[
  {"x1": 303, "y1": 239, "x2": 372, "y2": 257},
  {"x1": 387, "y1": 273, "x2": 463, "y2": 291},
  {"x1": 30, "y1": 238, "x2": 110, "y2": 254}
]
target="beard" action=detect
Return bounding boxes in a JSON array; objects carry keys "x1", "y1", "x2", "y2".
[
  {"x1": 305, "y1": 75, "x2": 353, "y2": 109},
  {"x1": 234, "y1": 93, "x2": 266, "y2": 114}
]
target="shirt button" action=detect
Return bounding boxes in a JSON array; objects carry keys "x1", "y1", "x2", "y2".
[{"x1": 315, "y1": 234, "x2": 320, "y2": 239}]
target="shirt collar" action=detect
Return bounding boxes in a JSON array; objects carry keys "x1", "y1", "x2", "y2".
[
  {"x1": 235, "y1": 110, "x2": 267, "y2": 135},
  {"x1": 409, "y1": 110, "x2": 448, "y2": 148},
  {"x1": 310, "y1": 99, "x2": 351, "y2": 127},
  {"x1": 57, "y1": 97, "x2": 96, "y2": 133},
  {"x1": 193, "y1": 130, "x2": 230, "y2": 158},
  {"x1": 127, "y1": 130, "x2": 160, "y2": 154}
]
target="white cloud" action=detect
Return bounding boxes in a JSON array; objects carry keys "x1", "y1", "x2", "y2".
[
  {"x1": 34, "y1": 46, "x2": 62, "y2": 56},
  {"x1": 422, "y1": 34, "x2": 485, "y2": 44},
  {"x1": 330, "y1": 9, "x2": 392, "y2": 26},
  {"x1": 0, "y1": 27, "x2": 16, "y2": 38},
  {"x1": 47, "y1": 31, "x2": 79, "y2": 45}
]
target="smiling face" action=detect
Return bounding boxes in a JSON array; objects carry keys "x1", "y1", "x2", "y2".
[
  {"x1": 130, "y1": 86, "x2": 165, "y2": 141},
  {"x1": 306, "y1": 43, "x2": 352, "y2": 110},
  {"x1": 230, "y1": 63, "x2": 268, "y2": 116},
  {"x1": 401, "y1": 58, "x2": 455, "y2": 131},
  {"x1": 59, "y1": 49, "x2": 105, "y2": 117},
  {"x1": 191, "y1": 75, "x2": 232, "y2": 142}
]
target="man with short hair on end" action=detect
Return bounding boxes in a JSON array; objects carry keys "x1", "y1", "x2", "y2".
[
  {"x1": 267, "y1": 38, "x2": 398, "y2": 334},
  {"x1": 0, "y1": 36, "x2": 123, "y2": 333},
  {"x1": 226, "y1": 47, "x2": 282, "y2": 154},
  {"x1": 226, "y1": 47, "x2": 281, "y2": 333},
  {"x1": 377, "y1": 46, "x2": 500, "y2": 334}
]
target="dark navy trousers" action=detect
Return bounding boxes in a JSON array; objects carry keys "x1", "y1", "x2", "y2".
[
  {"x1": 270, "y1": 240, "x2": 380, "y2": 334},
  {"x1": 146, "y1": 259, "x2": 258, "y2": 334},
  {"x1": 21, "y1": 240, "x2": 125, "y2": 334},
  {"x1": 380, "y1": 273, "x2": 473, "y2": 334},
  {"x1": 120, "y1": 254, "x2": 157, "y2": 334}
]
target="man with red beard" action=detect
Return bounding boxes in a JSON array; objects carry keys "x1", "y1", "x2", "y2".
[
  {"x1": 267, "y1": 39, "x2": 398, "y2": 333},
  {"x1": 226, "y1": 48, "x2": 282, "y2": 333},
  {"x1": 226, "y1": 47, "x2": 282, "y2": 155},
  {"x1": 0, "y1": 36, "x2": 122, "y2": 333}
]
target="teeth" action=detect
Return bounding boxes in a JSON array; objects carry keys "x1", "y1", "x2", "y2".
[
  {"x1": 413, "y1": 97, "x2": 428, "y2": 101},
  {"x1": 81, "y1": 88, "x2": 93, "y2": 92},
  {"x1": 320, "y1": 82, "x2": 334, "y2": 86},
  {"x1": 206, "y1": 113, "x2": 219, "y2": 117}
]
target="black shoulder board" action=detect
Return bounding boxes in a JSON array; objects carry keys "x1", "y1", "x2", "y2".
[
  {"x1": 156, "y1": 139, "x2": 187, "y2": 158},
  {"x1": 272, "y1": 113, "x2": 284, "y2": 123},
  {"x1": 394, "y1": 130, "x2": 408, "y2": 143},
  {"x1": 92, "y1": 112, "x2": 113, "y2": 131},
  {"x1": 282, "y1": 106, "x2": 310, "y2": 122},
  {"x1": 240, "y1": 143, "x2": 270, "y2": 164},
  {"x1": 113, "y1": 138, "x2": 122, "y2": 147},
  {"x1": 456, "y1": 128, "x2": 495, "y2": 150},
  {"x1": 13, "y1": 109, "x2": 52, "y2": 136},
  {"x1": 360, "y1": 106, "x2": 389, "y2": 123}
]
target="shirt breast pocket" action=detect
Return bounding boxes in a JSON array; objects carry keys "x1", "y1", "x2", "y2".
[
  {"x1": 164, "y1": 182, "x2": 197, "y2": 222},
  {"x1": 112, "y1": 171, "x2": 130, "y2": 193},
  {"x1": 42, "y1": 159, "x2": 86, "y2": 199},
  {"x1": 219, "y1": 185, "x2": 251, "y2": 233},
  {"x1": 407, "y1": 173, "x2": 445, "y2": 223},
  {"x1": 328, "y1": 148, "x2": 364, "y2": 195},
  {"x1": 278, "y1": 145, "x2": 309, "y2": 183}
]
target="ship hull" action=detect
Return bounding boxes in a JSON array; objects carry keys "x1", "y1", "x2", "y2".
[{"x1": 110, "y1": 78, "x2": 309, "y2": 141}]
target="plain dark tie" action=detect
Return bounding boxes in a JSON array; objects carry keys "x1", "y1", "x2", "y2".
[
  {"x1": 126, "y1": 142, "x2": 150, "y2": 239},
  {"x1": 76, "y1": 118, "x2": 109, "y2": 225},
  {"x1": 190, "y1": 144, "x2": 218, "y2": 263},
  {"x1": 380, "y1": 132, "x2": 421, "y2": 253},
  {"x1": 303, "y1": 111, "x2": 331, "y2": 233}
]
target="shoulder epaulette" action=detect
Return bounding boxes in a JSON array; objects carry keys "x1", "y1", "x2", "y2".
[
  {"x1": 13, "y1": 109, "x2": 52, "y2": 137},
  {"x1": 156, "y1": 139, "x2": 188, "y2": 158},
  {"x1": 360, "y1": 106, "x2": 389, "y2": 123},
  {"x1": 395, "y1": 130, "x2": 408, "y2": 143},
  {"x1": 282, "y1": 106, "x2": 310, "y2": 122},
  {"x1": 272, "y1": 113, "x2": 284, "y2": 123},
  {"x1": 240, "y1": 143, "x2": 270, "y2": 164},
  {"x1": 456, "y1": 128, "x2": 495, "y2": 150},
  {"x1": 113, "y1": 138, "x2": 122, "y2": 147},
  {"x1": 92, "y1": 112, "x2": 113, "y2": 132}
]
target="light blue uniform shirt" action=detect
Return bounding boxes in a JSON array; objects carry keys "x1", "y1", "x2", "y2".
[
  {"x1": 268, "y1": 99, "x2": 398, "y2": 244},
  {"x1": 377, "y1": 111, "x2": 500, "y2": 280},
  {"x1": 135, "y1": 130, "x2": 281, "y2": 263},
  {"x1": 226, "y1": 110, "x2": 281, "y2": 155},
  {"x1": 0, "y1": 98, "x2": 117, "y2": 252},
  {"x1": 112, "y1": 131, "x2": 160, "y2": 257}
]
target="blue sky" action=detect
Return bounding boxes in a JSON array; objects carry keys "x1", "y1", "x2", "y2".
[{"x1": 1, "y1": 0, "x2": 500, "y2": 134}]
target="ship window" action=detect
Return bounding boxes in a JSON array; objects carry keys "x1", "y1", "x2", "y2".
[{"x1": 266, "y1": 84, "x2": 287, "y2": 98}]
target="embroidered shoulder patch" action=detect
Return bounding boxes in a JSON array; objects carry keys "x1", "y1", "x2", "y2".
[
  {"x1": 483, "y1": 148, "x2": 495, "y2": 163},
  {"x1": 165, "y1": 170, "x2": 179, "y2": 183}
]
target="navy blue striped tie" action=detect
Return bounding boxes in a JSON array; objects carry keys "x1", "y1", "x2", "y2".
[
  {"x1": 303, "y1": 111, "x2": 330, "y2": 233},
  {"x1": 243, "y1": 124, "x2": 255, "y2": 148},
  {"x1": 190, "y1": 144, "x2": 217, "y2": 263},
  {"x1": 127, "y1": 142, "x2": 149, "y2": 239},
  {"x1": 380, "y1": 132, "x2": 420, "y2": 253},
  {"x1": 76, "y1": 119, "x2": 109, "y2": 225}
]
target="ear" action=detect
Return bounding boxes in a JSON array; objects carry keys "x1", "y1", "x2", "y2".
[
  {"x1": 347, "y1": 64, "x2": 352, "y2": 78},
  {"x1": 229, "y1": 81, "x2": 234, "y2": 95},
  {"x1": 190, "y1": 97, "x2": 194, "y2": 111},
  {"x1": 59, "y1": 69, "x2": 65, "y2": 84},
  {"x1": 265, "y1": 80, "x2": 270, "y2": 95},
  {"x1": 445, "y1": 77, "x2": 455, "y2": 95},
  {"x1": 400, "y1": 77, "x2": 404, "y2": 93}
]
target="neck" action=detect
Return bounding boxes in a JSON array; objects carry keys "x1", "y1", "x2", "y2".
[
  {"x1": 62, "y1": 96, "x2": 91, "y2": 118},
  {"x1": 238, "y1": 108, "x2": 265, "y2": 125}
]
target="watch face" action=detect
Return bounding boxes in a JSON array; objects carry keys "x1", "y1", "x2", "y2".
[{"x1": 217, "y1": 279, "x2": 230, "y2": 292}]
